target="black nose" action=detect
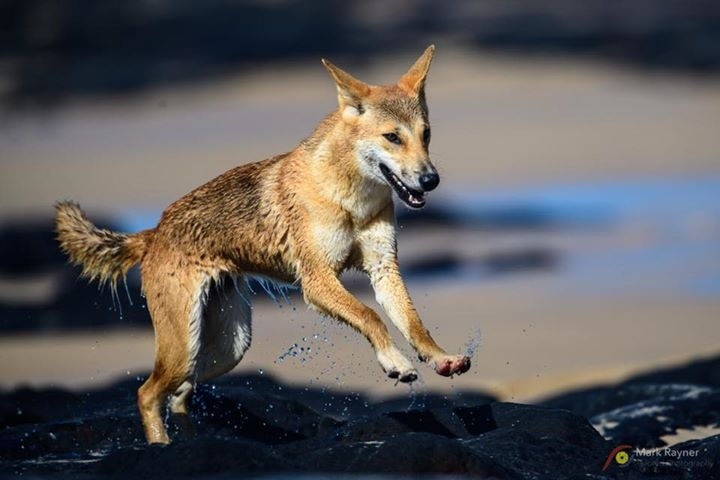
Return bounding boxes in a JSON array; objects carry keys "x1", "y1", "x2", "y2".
[{"x1": 419, "y1": 171, "x2": 440, "y2": 191}]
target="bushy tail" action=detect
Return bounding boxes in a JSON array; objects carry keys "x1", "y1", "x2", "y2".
[{"x1": 55, "y1": 201, "x2": 149, "y2": 288}]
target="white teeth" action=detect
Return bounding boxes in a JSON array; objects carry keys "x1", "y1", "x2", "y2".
[{"x1": 380, "y1": 164, "x2": 425, "y2": 208}]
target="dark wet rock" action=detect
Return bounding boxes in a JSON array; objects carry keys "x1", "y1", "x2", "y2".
[
  {"x1": 491, "y1": 402, "x2": 608, "y2": 451},
  {"x1": 466, "y1": 428, "x2": 607, "y2": 480},
  {"x1": 333, "y1": 411, "x2": 440, "y2": 443},
  {"x1": 0, "y1": 405, "x2": 144, "y2": 461},
  {"x1": 542, "y1": 354, "x2": 720, "y2": 417},
  {"x1": 601, "y1": 434, "x2": 720, "y2": 479},
  {"x1": 589, "y1": 386, "x2": 720, "y2": 447},
  {"x1": 542, "y1": 384, "x2": 646, "y2": 418},
  {"x1": 329, "y1": 409, "x2": 459, "y2": 445},
  {"x1": 624, "y1": 355, "x2": 720, "y2": 389},
  {"x1": 304, "y1": 432, "x2": 506, "y2": 477},
  {"x1": 459, "y1": 403, "x2": 612, "y2": 479},
  {"x1": 316, "y1": 394, "x2": 495, "y2": 445},
  {"x1": 98, "y1": 436, "x2": 293, "y2": 477},
  {"x1": 215, "y1": 372, "x2": 373, "y2": 418},
  {"x1": 374, "y1": 390, "x2": 496, "y2": 413},
  {"x1": 0, "y1": 384, "x2": 134, "y2": 428},
  {"x1": 541, "y1": 358, "x2": 720, "y2": 448},
  {"x1": 672, "y1": 434, "x2": 720, "y2": 479},
  {"x1": 2, "y1": 359, "x2": 720, "y2": 479},
  {"x1": 534, "y1": 363, "x2": 720, "y2": 477},
  {"x1": 294, "y1": 402, "x2": 610, "y2": 478},
  {"x1": 191, "y1": 384, "x2": 340, "y2": 443},
  {"x1": 453, "y1": 404, "x2": 497, "y2": 436}
]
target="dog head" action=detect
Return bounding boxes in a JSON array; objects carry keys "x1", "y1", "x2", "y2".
[{"x1": 322, "y1": 46, "x2": 438, "y2": 209}]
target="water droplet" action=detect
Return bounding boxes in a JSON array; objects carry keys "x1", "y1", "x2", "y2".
[{"x1": 465, "y1": 327, "x2": 482, "y2": 357}]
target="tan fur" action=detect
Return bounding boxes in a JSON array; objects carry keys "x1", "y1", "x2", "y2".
[{"x1": 55, "y1": 46, "x2": 471, "y2": 444}]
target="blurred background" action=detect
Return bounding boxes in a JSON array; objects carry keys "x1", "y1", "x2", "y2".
[{"x1": 1, "y1": 0, "x2": 719, "y2": 402}]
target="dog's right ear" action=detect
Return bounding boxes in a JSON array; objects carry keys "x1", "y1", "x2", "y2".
[{"x1": 321, "y1": 59, "x2": 371, "y2": 117}]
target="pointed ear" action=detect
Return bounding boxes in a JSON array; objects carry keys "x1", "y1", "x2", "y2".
[
  {"x1": 398, "y1": 45, "x2": 435, "y2": 96},
  {"x1": 321, "y1": 58, "x2": 371, "y2": 113}
]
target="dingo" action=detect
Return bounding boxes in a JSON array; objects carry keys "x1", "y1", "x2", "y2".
[{"x1": 56, "y1": 46, "x2": 471, "y2": 444}]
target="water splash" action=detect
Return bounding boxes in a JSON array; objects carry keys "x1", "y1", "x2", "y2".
[
  {"x1": 230, "y1": 276, "x2": 252, "y2": 307},
  {"x1": 406, "y1": 382, "x2": 418, "y2": 412},
  {"x1": 256, "y1": 277, "x2": 281, "y2": 307},
  {"x1": 276, "y1": 343, "x2": 300, "y2": 363},
  {"x1": 465, "y1": 327, "x2": 482, "y2": 358},
  {"x1": 108, "y1": 282, "x2": 123, "y2": 319},
  {"x1": 275, "y1": 333, "x2": 322, "y2": 365},
  {"x1": 277, "y1": 284, "x2": 293, "y2": 307},
  {"x1": 122, "y1": 277, "x2": 134, "y2": 306},
  {"x1": 246, "y1": 275, "x2": 298, "y2": 308}
]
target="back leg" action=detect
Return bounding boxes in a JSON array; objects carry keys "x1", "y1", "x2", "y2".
[
  {"x1": 196, "y1": 274, "x2": 253, "y2": 382},
  {"x1": 169, "y1": 380, "x2": 194, "y2": 416},
  {"x1": 164, "y1": 275, "x2": 252, "y2": 436},
  {"x1": 168, "y1": 380, "x2": 194, "y2": 434},
  {"x1": 138, "y1": 263, "x2": 210, "y2": 444}
]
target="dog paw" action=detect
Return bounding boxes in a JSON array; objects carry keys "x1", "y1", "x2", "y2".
[
  {"x1": 377, "y1": 347, "x2": 418, "y2": 383},
  {"x1": 433, "y1": 354, "x2": 471, "y2": 377},
  {"x1": 386, "y1": 368, "x2": 418, "y2": 383}
]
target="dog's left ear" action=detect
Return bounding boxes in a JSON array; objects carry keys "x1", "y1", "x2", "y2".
[
  {"x1": 322, "y1": 59, "x2": 371, "y2": 116},
  {"x1": 399, "y1": 45, "x2": 435, "y2": 96}
]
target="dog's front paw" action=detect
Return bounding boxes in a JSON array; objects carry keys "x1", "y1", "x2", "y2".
[
  {"x1": 377, "y1": 347, "x2": 418, "y2": 383},
  {"x1": 386, "y1": 367, "x2": 418, "y2": 383},
  {"x1": 432, "y1": 354, "x2": 471, "y2": 377}
]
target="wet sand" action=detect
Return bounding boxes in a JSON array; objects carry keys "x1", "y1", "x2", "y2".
[{"x1": 2, "y1": 50, "x2": 720, "y2": 400}]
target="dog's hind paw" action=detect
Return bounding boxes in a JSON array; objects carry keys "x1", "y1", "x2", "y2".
[{"x1": 433, "y1": 355, "x2": 471, "y2": 377}]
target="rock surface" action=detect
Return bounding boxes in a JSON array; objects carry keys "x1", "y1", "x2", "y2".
[{"x1": 2, "y1": 357, "x2": 720, "y2": 479}]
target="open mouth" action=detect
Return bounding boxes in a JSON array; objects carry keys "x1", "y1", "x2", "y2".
[{"x1": 379, "y1": 163, "x2": 426, "y2": 209}]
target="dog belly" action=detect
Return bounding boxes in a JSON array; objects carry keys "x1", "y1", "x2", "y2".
[{"x1": 196, "y1": 274, "x2": 252, "y2": 382}]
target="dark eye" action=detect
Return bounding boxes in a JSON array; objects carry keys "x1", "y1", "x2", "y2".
[
  {"x1": 383, "y1": 132, "x2": 402, "y2": 145},
  {"x1": 422, "y1": 128, "x2": 431, "y2": 146}
]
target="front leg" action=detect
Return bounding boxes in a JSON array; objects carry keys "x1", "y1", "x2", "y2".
[
  {"x1": 300, "y1": 262, "x2": 418, "y2": 383},
  {"x1": 370, "y1": 262, "x2": 470, "y2": 376},
  {"x1": 359, "y1": 208, "x2": 471, "y2": 377}
]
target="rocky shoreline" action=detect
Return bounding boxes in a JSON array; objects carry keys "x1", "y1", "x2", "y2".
[{"x1": 1, "y1": 356, "x2": 719, "y2": 479}]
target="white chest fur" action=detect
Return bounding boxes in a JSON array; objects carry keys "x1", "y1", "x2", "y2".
[{"x1": 312, "y1": 221, "x2": 354, "y2": 270}]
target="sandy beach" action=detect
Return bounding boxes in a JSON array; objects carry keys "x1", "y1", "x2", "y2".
[{"x1": 2, "y1": 289, "x2": 719, "y2": 402}]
